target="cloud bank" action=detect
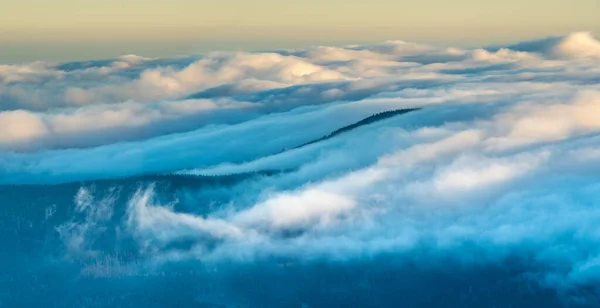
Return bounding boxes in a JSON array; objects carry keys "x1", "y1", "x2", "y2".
[{"x1": 2, "y1": 32, "x2": 600, "y2": 300}]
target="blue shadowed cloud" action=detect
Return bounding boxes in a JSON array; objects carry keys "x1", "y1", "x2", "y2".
[{"x1": 2, "y1": 32, "x2": 600, "y2": 306}]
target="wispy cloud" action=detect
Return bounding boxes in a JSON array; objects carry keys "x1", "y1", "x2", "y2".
[{"x1": 3, "y1": 32, "x2": 600, "y2": 297}]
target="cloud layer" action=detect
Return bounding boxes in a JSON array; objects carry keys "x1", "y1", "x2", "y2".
[{"x1": 2, "y1": 32, "x2": 600, "y2": 301}]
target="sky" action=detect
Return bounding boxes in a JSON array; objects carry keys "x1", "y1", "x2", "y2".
[{"x1": 1, "y1": 0, "x2": 599, "y2": 63}]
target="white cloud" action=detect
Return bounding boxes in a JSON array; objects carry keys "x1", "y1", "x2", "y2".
[
  {"x1": 503, "y1": 31, "x2": 600, "y2": 60},
  {"x1": 3, "y1": 32, "x2": 600, "y2": 295}
]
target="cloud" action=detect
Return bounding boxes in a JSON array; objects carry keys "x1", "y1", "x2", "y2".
[
  {"x1": 0, "y1": 98, "x2": 260, "y2": 151},
  {"x1": 2, "y1": 32, "x2": 600, "y2": 298},
  {"x1": 109, "y1": 109, "x2": 600, "y2": 292},
  {"x1": 1, "y1": 32, "x2": 598, "y2": 153},
  {"x1": 501, "y1": 31, "x2": 600, "y2": 60},
  {"x1": 487, "y1": 90, "x2": 600, "y2": 150}
]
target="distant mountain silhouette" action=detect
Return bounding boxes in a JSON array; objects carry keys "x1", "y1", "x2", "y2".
[
  {"x1": 290, "y1": 108, "x2": 419, "y2": 151},
  {"x1": 185, "y1": 108, "x2": 420, "y2": 178}
]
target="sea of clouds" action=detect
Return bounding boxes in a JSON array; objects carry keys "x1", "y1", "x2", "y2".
[{"x1": 2, "y1": 32, "x2": 600, "y2": 295}]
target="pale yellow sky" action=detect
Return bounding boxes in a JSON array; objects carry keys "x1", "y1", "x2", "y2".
[{"x1": 1, "y1": 0, "x2": 598, "y2": 63}]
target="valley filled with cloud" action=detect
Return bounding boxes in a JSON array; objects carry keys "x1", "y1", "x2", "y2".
[{"x1": 2, "y1": 32, "x2": 600, "y2": 306}]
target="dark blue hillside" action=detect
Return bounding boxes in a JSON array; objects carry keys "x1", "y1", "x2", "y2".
[{"x1": 292, "y1": 108, "x2": 418, "y2": 150}]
